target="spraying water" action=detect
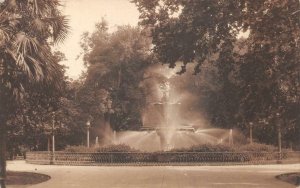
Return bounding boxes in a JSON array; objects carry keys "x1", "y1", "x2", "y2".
[{"x1": 97, "y1": 65, "x2": 243, "y2": 151}]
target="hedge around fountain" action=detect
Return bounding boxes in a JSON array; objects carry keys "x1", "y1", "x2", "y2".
[
  {"x1": 26, "y1": 143, "x2": 300, "y2": 166},
  {"x1": 64, "y1": 143, "x2": 280, "y2": 153}
]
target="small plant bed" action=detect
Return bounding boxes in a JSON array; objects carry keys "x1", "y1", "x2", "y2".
[
  {"x1": 6, "y1": 171, "x2": 50, "y2": 185},
  {"x1": 276, "y1": 173, "x2": 300, "y2": 186}
]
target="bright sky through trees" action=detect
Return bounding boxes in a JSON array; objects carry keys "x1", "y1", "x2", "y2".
[{"x1": 58, "y1": 0, "x2": 139, "y2": 79}]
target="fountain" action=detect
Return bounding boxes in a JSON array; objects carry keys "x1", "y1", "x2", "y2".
[
  {"x1": 142, "y1": 77, "x2": 197, "y2": 151},
  {"x1": 100, "y1": 66, "x2": 240, "y2": 151}
]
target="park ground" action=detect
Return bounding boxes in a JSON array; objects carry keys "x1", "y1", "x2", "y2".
[{"x1": 6, "y1": 161, "x2": 300, "y2": 188}]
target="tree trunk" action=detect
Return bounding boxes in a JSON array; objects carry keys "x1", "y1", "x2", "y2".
[{"x1": 0, "y1": 123, "x2": 7, "y2": 188}]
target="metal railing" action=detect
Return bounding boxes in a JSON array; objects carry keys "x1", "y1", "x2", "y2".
[{"x1": 26, "y1": 151, "x2": 300, "y2": 166}]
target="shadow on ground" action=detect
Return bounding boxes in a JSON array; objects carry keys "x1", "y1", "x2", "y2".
[
  {"x1": 6, "y1": 171, "x2": 50, "y2": 186},
  {"x1": 276, "y1": 173, "x2": 300, "y2": 186}
]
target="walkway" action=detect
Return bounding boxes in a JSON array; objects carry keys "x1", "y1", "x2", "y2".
[{"x1": 7, "y1": 161, "x2": 300, "y2": 188}]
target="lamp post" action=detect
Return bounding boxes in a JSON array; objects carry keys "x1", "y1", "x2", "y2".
[
  {"x1": 249, "y1": 122, "x2": 253, "y2": 144},
  {"x1": 86, "y1": 120, "x2": 91, "y2": 148},
  {"x1": 50, "y1": 112, "x2": 55, "y2": 165},
  {"x1": 276, "y1": 113, "x2": 282, "y2": 160}
]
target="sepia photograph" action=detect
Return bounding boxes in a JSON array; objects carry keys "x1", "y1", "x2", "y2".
[{"x1": 0, "y1": 0, "x2": 299, "y2": 187}]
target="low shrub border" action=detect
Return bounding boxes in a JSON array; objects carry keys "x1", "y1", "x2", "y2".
[{"x1": 26, "y1": 151, "x2": 300, "y2": 166}]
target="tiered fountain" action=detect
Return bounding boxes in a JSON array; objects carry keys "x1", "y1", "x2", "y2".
[{"x1": 108, "y1": 66, "x2": 237, "y2": 151}]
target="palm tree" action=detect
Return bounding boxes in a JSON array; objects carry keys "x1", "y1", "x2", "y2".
[{"x1": 0, "y1": 0, "x2": 69, "y2": 187}]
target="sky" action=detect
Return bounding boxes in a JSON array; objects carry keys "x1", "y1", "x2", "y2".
[{"x1": 57, "y1": 0, "x2": 140, "y2": 79}]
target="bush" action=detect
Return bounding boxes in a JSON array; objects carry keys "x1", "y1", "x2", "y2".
[
  {"x1": 235, "y1": 143, "x2": 277, "y2": 152},
  {"x1": 169, "y1": 143, "x2": 280, "y2": 153},
  {"x1": 170, "y1": 143, "x2": 235, "y2": 152},
  {"x1": 50, "y1": 143, "x2": 288, "y2": 163},
  {"x1": 95, "y1": 144, "x2": 139, "y2": 152},
  {"x1": 64, "y1": 145, "x2": 95, "y2": 153},
  {"x1": 65, "y1": 143, "x2": 279, "y2": 153},
  {"x1": 64, "y1": 144, "x2": 139, "y2": 153}
]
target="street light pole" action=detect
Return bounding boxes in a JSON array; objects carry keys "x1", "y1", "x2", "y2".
[
  {"x1": 276, "y1": 113, "x2": 282, "y2": 160},
  {"x1": 86, "y1": 120, "x2": 90, "y2": 148},
  {"x1": 51, "y1": 112, "x2": 55, "y2": 165},
  {"x1": 249, "y1": 122, "x2": 253, "y2": 144},
  {"x1": 278, "y1": 125, "x2": 282, "y2": 155},
  {"x1": 52, "y1": 119, "x2": 55, "y2": 153},
  {"x1": 47, "y1": 136, "x2": 50, "y2": 152}
]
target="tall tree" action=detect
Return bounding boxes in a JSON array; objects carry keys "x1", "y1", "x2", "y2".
[
  {"x1": 237, "y1": 0, "x2": 300, "y2": 147},
  {"x1": 0, "y1": 0, "x2": 68, "y2": 186},
  {"x1": 79, "y1": 21, "x2": 152, "y2": 135}
]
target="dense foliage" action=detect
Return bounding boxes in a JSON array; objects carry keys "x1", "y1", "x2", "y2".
[
  {"x1": 6, "y1": 78, "x2": 86, "y2": 154},
  {"x1": 133, "y1": 0, "x2": 300, "y2": 148},
  {"x1": 78, "y1": 21, "x2": 153, "y2": 131}
]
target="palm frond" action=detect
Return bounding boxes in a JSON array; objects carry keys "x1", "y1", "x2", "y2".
[
  {"x1": 34, "y1": 0, "x2": 62, "y2": 16},
  {"x1": 44, "y1": 15, "x2": 70, "y2": 44},
  {"x1": 31, "y1": 18, "x2": 47, "y2": 33},
  {"x1": 0, "y1": 12, "x2": 12, "y2": 45},
  {"x1": 26, "y1": 55, "x2": 44, "y2": 81},
  {"x1": 11, "y1": 32, "x2": 46, "y2": 81},
  {"x1": 0, "y1": 26, "x2": 10, "y2": 45},
  {"x1": 13, "y1": 32, "x2": 39, "y2": 55},
  {"x1": 32, "y1": 0, "x2": 69, "y2": 44}
]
